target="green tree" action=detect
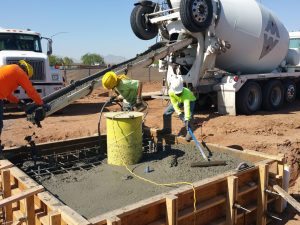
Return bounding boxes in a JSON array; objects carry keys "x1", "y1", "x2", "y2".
[
  {"x1": 63, "y1": 57, "x2": 74, "y2": 68},
  {"x1": 81, "y1": 53, "x2": 104, "y2": 66},
  {"x1": 49, "y1": 55, "x2": 63, "y2": 66}
]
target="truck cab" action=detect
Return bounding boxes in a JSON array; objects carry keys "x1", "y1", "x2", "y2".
[
  {"x1": 0, "y1": 28, "x2": 64, "y2": 101},
  {"x1": 289, "y1": 32, "x2": 300, "y2": 70}
]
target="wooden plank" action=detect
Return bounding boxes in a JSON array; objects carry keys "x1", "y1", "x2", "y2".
[
  {"x1": 256, "y1": 164, "x2": 269, "y2": 225},
  {"x1": 2, "y1": 169, "x2": 13, "y2": 222},
  {"x1": 12, "y1": 221, "x2": 23, "y2": 225},
  {"x1": 9, "y1": 167, "x2": 40, "y2": 190},
  {"x1": 238, "y1": 184, "x2": 257, "y2": 197},
  {"x1": 49, "y1": 211, "x2": 61, "y2": 225},
  {"x1": 273, "y1": 185, "x2": 300, "y2": 213},
  {"x1": 275, "y1": 163, "x2": 284, "y2": 213},
  {"x1": 58, "y1": 205, "x2": 90, "y2": 225},
  {"x1": 178, "y1": 195, "x2": 226, "y2": 221},
  {"x1": 0, "y1": 160, "x2": 13, "y2": 170},
  {"x1": 26, "y1": 195, "x2": 36, "y2": 225},
  {"x1": 166, "y1": 195, "x2": 178, "y2": 225},
  {"x1": 226, "y1": 176, "x2": 238, "y2": 225},
  {"x1": 107, "y1": 216, "x2": 121, "y2": 225},
  {"x1": 0, "y1": 185, "x2": 44, "y2": 208}
]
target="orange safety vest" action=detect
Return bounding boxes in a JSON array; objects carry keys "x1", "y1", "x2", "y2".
[{"x1": 0, "y1": 65, "x2": 43, "y2": 105}]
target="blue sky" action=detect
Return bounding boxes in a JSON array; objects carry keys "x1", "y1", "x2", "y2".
[{"x1": 0, "y1": 0, "x2": 298, "y2": 61}]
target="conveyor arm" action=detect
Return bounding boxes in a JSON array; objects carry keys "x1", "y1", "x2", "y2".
[{"x1": 26, "y1": 38, "x2": 193, "y2": 125}]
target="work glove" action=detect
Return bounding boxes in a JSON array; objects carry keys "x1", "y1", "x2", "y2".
[
  {"x1": 17, "y1": 100, "x2": 27, "y2": 110},
  {"x1": 178, "y1": 113, "x2": 184, "y2": 122},
  {"x1": 136, "y1": 96, "x2": 142, "y2": 104},
  {"x1": 108, "y1": 96, "x2": 116, "y2": 103},
  {"x1": 42, "y1": 103, "x2": 51, "y2": 112}
]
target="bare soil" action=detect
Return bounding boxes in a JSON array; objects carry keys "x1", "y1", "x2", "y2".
[{"x1": 2, "y1": 71, "x2": 300, "y2": 223}]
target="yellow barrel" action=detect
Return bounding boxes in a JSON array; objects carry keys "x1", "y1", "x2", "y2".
[{"x1": 105, "y1": 111, "x2": 144, "y2": 166}]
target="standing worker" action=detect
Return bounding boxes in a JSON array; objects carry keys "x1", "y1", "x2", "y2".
[
  {"x1": 162, "y1": 76, "x2": 196, "y2": 141},
  {"x1": 102, "y1": 71, "x2": 146, "y2": 111},
  {"x1": 0, "y1": 60, "x2": 44, "y2": 150}
]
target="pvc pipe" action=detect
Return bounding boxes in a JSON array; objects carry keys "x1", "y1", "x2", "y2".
[{"x1": 282, "y1": 164, "x2": 290, "y2": 209}]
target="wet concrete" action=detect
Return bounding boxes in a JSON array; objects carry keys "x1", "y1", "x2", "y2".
[{"x1": 23, "y1": 143, "x2": 253, "y2": 219}]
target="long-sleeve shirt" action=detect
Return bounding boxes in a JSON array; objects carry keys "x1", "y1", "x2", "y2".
[
  {"x1": 0, "y1": 65, "x2": 43, "y2": 105},
  {"x1": 115, "y1": 79, "x2": 139, "y2": 105},
  {"x1": 169, "y1": 87, "x2": 196, "y2": 121}
]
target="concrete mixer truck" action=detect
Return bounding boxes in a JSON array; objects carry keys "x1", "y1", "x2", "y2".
[{"x1": 130, "y1": 0, "x2": 300, "y2": 115}]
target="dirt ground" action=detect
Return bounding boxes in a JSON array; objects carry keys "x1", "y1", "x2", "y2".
[{"x1": 2, "y1": 80, "x2": 300, "y2": 223}]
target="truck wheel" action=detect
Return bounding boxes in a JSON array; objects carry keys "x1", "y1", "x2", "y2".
[
  {"x1": 284, "y1": 80, "x2": 296, "y2": 103},
  {"x1": 237, "y1": 81, "x2": 262, "y2": 115},
  {"x1": 262, "y1": 80, "x2": 284, "y2": 111},
  {"x1": 180, "y1": 0, "x2": 213, "y2": 33},
  {"x1": 130, "y1": 4, "x2": 158, "y2": 40}
]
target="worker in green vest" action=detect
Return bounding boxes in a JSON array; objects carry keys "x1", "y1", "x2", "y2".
[
  {"x1": 162, "y1": 76, "x2": 196, "y2": 141},
  {"x1": 102, "y1": 71, "x2": 146, "y2": 111}
]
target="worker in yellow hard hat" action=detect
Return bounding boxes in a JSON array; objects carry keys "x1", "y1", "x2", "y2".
[
  {"x1": 102, "y1": 71, "x2": 146, "y2": 111},
  {"x1": 0, "y1": 60, "x2": 45, "y2": 151}
]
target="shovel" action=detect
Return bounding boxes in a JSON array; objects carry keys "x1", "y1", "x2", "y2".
[{"x1": 188, "y1": 127, "x2": 227, "y2": 167}]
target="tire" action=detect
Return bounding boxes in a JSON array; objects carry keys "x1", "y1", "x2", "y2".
[
  {"x1": 180, "y1": 0, "x2": 213, "y2": 33},
  {"x1": 284, "y1": 80, "x2": 296, "y2": 103},
  {"x1": 130, "y1": 4, "x2": 158, "y2": 40},
  {"x1": 237, "y1": 81, "x2": 262, "y2": 115},
  {"x1": 262, "y1": 80, "x2": 284, "y2": 111}
]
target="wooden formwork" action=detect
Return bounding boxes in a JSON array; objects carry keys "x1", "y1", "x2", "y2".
[{"x1": 0, "y1": 130, "x2": 287, "y2": 225}]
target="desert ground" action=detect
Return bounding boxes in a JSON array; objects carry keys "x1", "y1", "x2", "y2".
[{"x1": 2, "y1": 68, "x2": 299, "y2": 224}]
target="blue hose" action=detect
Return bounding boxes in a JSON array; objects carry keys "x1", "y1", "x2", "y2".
[{"x1": 188, "y1": 127, "x2": 209, "y2": 161}]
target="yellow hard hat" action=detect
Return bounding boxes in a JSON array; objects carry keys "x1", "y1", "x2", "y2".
[
  {"x1": 19, "y1": 60, "x2": 33, "y2": 78},
  {"x1": 102, "y1": 71, "x2": 118, "y2": 89}
]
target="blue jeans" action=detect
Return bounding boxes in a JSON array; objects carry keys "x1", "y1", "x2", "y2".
[
  {"x1": 163, "y1": 101, "x2": 195, "y2": 121},
  {"x1": 0, "y1": 100, "x2": 3, "y2": 135}
]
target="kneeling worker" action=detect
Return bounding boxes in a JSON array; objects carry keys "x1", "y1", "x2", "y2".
[
  {"x1": 102, "y1": 71, "x2": 146, "y2": 111},
  {"x1": 0, "y1": 60, "x2": 44, "y2": 149},
  {"x1": 162, "y1": 76, "x2": 196, "y2": 141}
]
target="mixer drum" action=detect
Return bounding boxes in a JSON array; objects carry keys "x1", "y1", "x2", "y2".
[{"x1": 214, "y1": 0, "x2": 289, "y2": 74}]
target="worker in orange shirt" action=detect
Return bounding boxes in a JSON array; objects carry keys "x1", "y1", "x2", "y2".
[{"x1": 0, "y1": 60, "x2": 44, "y2": 149}]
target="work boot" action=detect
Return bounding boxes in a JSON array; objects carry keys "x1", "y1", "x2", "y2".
[
  {"x1": 185, "y1": 133, "x2": 192, "y2": 142},
  {"x1": 160, "y1": 115, "x2": 172, "y2": 134}
]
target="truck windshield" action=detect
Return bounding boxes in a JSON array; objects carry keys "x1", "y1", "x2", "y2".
[
  {"x1": 0, "y1": 33, "x2": 42, "y2": 52},
  {"x1": 289, "y1": 38, "x2": 300, "y2": 49}
]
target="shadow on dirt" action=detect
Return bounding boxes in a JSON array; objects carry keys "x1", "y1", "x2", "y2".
[{"x1": 274, "y1": 193, "x2": 300, "y2": 224}]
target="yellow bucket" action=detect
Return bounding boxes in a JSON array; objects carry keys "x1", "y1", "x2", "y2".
[{"x1": 105, "y1": 111, "x2": 143, "y2": 166}]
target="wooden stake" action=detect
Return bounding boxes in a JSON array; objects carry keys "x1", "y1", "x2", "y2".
[
  {"x1": 107, "y1": 216, "x2": 121, "y2": 225},
  {"x1": 273, "y1": 185, "x2": 300, "y2": 213},
  {"x1": 49, "y1": 211, "x2": 61, "y2": 225},
  {"x1": 226, "y1": 176, "x2": 238, "y2": 225},
  {"x1": 26, "y1": 195, "x2": 35, "y2": 225},
  {"x1": 257, "y1": 164, "x2": 269, "y2": 225},
  {"x1": 2, "y1": 169, "x2": 13, "y2": 222},
  {"x1": 166, "y1": 195, "x2": 178, "y2": 225},
  {"x1": 0, "y1": 185, "x2": 44, "y2": 208}
]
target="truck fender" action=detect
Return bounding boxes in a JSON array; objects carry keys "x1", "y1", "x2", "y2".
[{"x1": 134, "y1": 1, "x2": 156, "y2": 8}]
